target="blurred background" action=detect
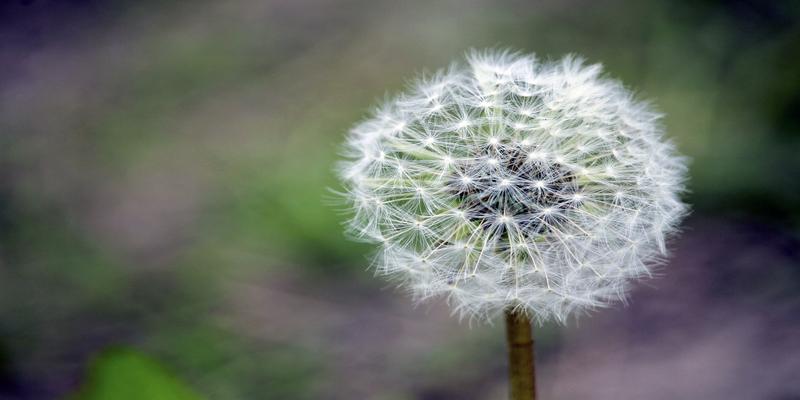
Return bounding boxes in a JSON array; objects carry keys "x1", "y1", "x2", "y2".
[{"x1": 1, "y1": 0, "x2": 799, "y2": 399}]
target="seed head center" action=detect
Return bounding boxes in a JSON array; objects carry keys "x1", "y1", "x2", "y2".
[{"x1": 449, "y1": 141, "x2": 578, "y2": 236}]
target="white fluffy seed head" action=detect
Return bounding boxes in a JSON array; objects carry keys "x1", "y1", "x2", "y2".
[{"x1": 337, "y1": 50, "x2": 688, "y2": 323}]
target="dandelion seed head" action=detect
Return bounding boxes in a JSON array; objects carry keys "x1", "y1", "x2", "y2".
[{"x1": 338, "y1": 49, "x2": 688, "y2": 323}]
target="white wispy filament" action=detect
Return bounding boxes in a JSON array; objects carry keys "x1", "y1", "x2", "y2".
[{"x1": 338, "y1": 50, "x2": 687, "y2": 323}]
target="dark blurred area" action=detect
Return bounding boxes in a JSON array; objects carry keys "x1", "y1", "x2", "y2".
[{"x1": 0, "y1": 0, "x2": 799, "y2": 399}]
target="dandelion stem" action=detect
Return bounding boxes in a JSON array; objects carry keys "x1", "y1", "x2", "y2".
[{"x1": 505, "y1": 309, "x2": 536, "y2": 400}]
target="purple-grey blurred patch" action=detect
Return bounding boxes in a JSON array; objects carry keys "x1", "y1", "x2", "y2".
[
  {"x1": 224, "y1": 217, "x2": 800, "y2": 399},
  {"x1": 539, "y1": 217, "x2": 800, "y2": 400}
]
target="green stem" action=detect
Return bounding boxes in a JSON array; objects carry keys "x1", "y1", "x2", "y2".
[{"x1": 505, "y1": 308, "x2": 536, "y2": 400}]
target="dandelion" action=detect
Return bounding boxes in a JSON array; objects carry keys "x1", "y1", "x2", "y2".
[{"x1": 337, "y1": 49, "x2": 688, "y2": 399}]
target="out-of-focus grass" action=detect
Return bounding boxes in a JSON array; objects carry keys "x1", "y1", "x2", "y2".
[
  {"x1": 71, "y1": 349, "x2": 204, "y2": 400},
  {"x1": 148, "y1": 327, "x2": 325, "y2": 400}
]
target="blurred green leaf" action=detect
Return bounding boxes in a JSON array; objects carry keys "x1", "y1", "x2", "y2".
[{"x1": 71, "y1": 349, "x2": 204, "y2": 400}]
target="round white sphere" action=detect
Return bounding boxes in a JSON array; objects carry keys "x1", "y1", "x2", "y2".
[{"x1": 338, "y1": 50, "x2": 688, "y2": 322}]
